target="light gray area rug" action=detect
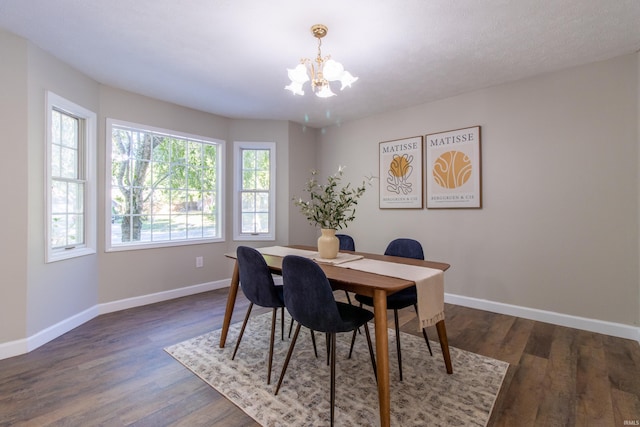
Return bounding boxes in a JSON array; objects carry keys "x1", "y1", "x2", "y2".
[{"x1": 165, "y1": 312, "x2": 508, "y2": 426}]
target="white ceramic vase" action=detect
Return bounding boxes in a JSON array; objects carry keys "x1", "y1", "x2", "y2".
[{"x1": 317, "y1": 228, "x2": 339, "y2": 259}]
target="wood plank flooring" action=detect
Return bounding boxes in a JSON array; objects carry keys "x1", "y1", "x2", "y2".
[{"x1": 0, "y1": 288, "x2": 638, "y2": 426}]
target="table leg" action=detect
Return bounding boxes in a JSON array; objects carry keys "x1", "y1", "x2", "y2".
[
  {"x1": 373, "y1": 289, "x2": 390, "y2": 427},
  {"x1": 220, "y1": 260, "x2": 240, "y2": 348},
  {"x1": 435, "y1": 319, "x2": 453, "y2": 374}
]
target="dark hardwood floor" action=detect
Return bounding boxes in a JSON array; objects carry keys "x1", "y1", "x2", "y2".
[{"x1": 1, "y1": 288, "x2": 638, "y2": 426}]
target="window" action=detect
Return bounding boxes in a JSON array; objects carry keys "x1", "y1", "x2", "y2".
[
  {"x1": 106, "y1": 119, "x2": 224, "y2": 250},
  {"x1": 233, "y1": 141, "x2": 276, "y2": 241},
  {"x1": 46, "y1": 92, "x2": 97, "y2": 262}
]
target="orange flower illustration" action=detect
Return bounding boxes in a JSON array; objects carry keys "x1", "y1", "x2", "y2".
[{"x1": 386, "y1": 154, "x2": 413, "y2": 195}]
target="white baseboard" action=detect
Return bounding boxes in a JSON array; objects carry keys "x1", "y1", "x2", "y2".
[
  {"x1": 3, "y1": 284, "x2": 636, "y2": 361},
  {"x1": 0, "y1": 305, "x2": 101, "y2": 361},
  {"x1": 0, "y1": 279, "x2": 230, "y2": 361},
  {"x1": 445, "y1": 293, "x2": 640, "y2": 343},
  {"x1": 97, "y1": 280, "x2": 229, "y2": 314}
]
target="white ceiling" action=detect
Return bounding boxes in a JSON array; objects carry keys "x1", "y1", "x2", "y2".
[{"x1": 1, "y1": 0, "x2": 639, "y2": 129}]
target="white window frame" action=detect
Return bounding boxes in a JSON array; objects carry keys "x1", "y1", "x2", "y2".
[
  {"x1": 45, "y1": 91, "x2": 97, "y2": 263},
  {"x1": 105, "y1": 119, "x2": 225, "y2": 251},
  {"x1": 233, "y1": 141, "x2": 276, "y2": 241}
]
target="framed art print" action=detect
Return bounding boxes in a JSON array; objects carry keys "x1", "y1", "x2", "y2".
[
  {"x1": 425, "y1": 126, "x2": 482, "y2": 209},
  {"x1": 379, "y1": 136, "x2": 423, "y2": 209}
]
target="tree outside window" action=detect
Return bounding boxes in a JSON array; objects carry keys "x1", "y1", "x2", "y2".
[{"x1": 107, "y1": 120, "x2": 223, "y2": 249}]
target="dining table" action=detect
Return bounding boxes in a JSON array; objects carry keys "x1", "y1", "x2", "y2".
[{"x1": 221, "y1": 245, "x2": 452, "y2": 427}]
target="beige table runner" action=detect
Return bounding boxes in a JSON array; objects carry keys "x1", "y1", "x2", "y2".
[
  {"x1": 256, "y1": 246, "x2": 364, "y2": 265},
  {"x1": 256, "y1": 246, "x2": 317, "y2": 258},
  {"x1": 335, "y1": 259, "x2": 445, "y2": 329}
]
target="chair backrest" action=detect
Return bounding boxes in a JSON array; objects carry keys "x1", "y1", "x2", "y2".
[
  {"x1": 335, "y1": 234, "x2": 355, "y2": 251},
  {"x1": 236, "y1": 246, "x2": 283, "y2": 308},
  {"x1": 384, "y1": 238, "x2": 424, "y2": 260},
  {"x1": 282, "y1": 255, "x2": 350, "y2": 333}
]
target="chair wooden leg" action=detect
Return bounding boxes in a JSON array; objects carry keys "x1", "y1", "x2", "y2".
[
  {"x1": 363, "y1": 323, "x2": 377, "y2": 382},
  {"x1": 289, "y1": 322, "x2": 318, "y2": 358},
  {"x1": 281, "y1": 307, "x2": 285, "y2": 340},
  {"x1": 275, "y1": 323, "x2": 302, "y2": 395},
  {"x1": 326, "y1": 333, "x2": 330, "y2": 366},
  {"x1": 355, "y1": 302, "x2": 363, "y2": 334},
  {"x1": 394, "y1": 309, "x2": 403, "y2": 381},
  {"x1": 413, "y1": 304, "x2": 433, "y2": 356},
  {"x1": 232, "y1": 302, "x2": 254, "y2": 360},
  {"x1": 345, "y1": 294, "x2": 362, "y2": 333},
  {"x1": 344, "y1": 290, "x2": 352, "y2": 305},
  {"x1": 267, "y1": 308, "x2": 277, "y2": 385},
  {"x1": 329, "y1": 333, "x2": 336, "y2": 427},
  {"x1": 310, "y1": 329, "x2": 318, "y2": 358},
  {"x1": 348, "y1": 329, "x2": 357, "y2": 359},
  {"x1": 288, "y1": 317, "x2": 294, "y2": 338},
  {"x1": 421, "y1": 328, "x2": 433, "y2": 356}
]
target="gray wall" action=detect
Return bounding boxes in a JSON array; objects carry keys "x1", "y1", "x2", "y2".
[
  {"x1": 97, "y1": 86, "x2": 233, "y2": 304},
  {"x1": 0, "y1": 31, "x2": 29, "y2": 343},
  {"x1": 315, "y1": 54, "x2": 640, "y2": 327},
  {"x1": 287, "y1": 121, "x2": 319, "y2": 245},
  {"x1": 25, "y1": 33, "x2": 102, "y2": 339}
]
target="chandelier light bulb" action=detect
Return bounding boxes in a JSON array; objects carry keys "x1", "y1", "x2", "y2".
[
  {"x1": 339, "y1": 71, "x2": 359, "y2": 90},
  {"x1": 316, "y1": 84, "x2": 336, "y2": 98},
  {"x1": 285, "y1": 81, "x2": 305, "y2": 96},
  {"x1": 322, "y1": 59, "x2": 344, "y2": 81},
  {"x1": 287, "y1": 64, "x2": 310, "y2": 84}
]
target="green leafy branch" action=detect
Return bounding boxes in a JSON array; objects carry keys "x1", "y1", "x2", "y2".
[{"x1": 293, "y1": 166, "x2": 367, "y2": 230}]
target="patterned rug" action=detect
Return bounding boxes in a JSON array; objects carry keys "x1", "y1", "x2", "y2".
[{"x1": 165, "y1": 312, "x2": 508, "y2": 426}]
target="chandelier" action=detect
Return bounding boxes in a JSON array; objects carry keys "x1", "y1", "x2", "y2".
[{"x1": 285, "y1": 24, "x2": 358, "y2": 98}]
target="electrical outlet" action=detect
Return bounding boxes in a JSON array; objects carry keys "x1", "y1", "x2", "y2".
[{"x1": 196, "y1": 256, "x2": 204, "y2": 268}]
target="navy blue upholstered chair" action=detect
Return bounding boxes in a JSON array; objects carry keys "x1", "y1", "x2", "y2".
[
  {"x1": 354, "y1": 238, "x2": 433, "y2": 381},
  {"x1": 232, "y1": 246, "x2": 318, "y2": 385},
  {"x1": 232, "y1": 246, "x2": 284, "y2": 385},
  {"x1": 275, "y1": 255, "x2": 377, "y2": 427},
  {"x1": 335, "y1": 233, "x2": 355, "y2": 251},
  {"x1": 287, "y1": 233, "x2": 358, "y2": 340}
]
